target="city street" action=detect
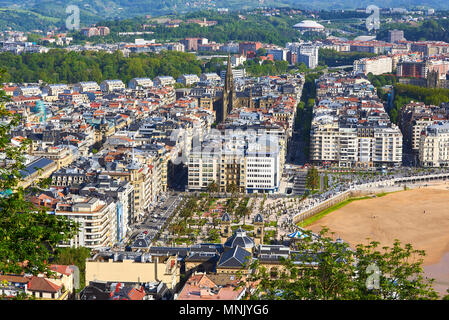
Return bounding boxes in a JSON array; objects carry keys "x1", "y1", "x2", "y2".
[{"x1": 128, "y1": 192, "x2": 183, "y2": 243}]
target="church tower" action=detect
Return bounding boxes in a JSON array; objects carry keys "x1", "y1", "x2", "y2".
[
  {"x1": 220, "y1": 212, "x2": 232, "y2": 244},
  {"x1": 253, "y1": 213, "x2": 264, "y2": 246},
  {"x1": 220, "y1": 54, "x2": 234, "y2": 123}
]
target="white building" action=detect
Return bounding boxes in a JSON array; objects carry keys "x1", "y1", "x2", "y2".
[
  {"x1": 220, "y1": 42, "x2": 239, "y2": 53},
  {"x1": 200, "y1": 73, "x2": 221, "y2": 82},
  {"x1": 419, "y1": 121, "x2": 449, "y2": 167},
  {"x1": 15, "y1": 86, "x2": 42, "y2": 97},
  {"x1": 128, "y1": 78, "x2": 153, "y2": 89},
  {"x1": 74, "y1": 81, "x2": 100, "y2": 92},
  {"x1": 310, "y1": 123, "x2": 402, "y2": 168},
  {"x1": 245, "y1": 143, "x2": 281, "y2": 193},
  {"x1": 353, "y1": 56, "x2": 393, "y2": 75},
  {"x1": 42, "y1": 84, "x2": 69, "y2": 96},
  {"x1": 298, "y1": 45, "x2": 319, "y2": 69},
  {"x1": 165, "y1": 42, "x2": 185, "y2": 52},
  {"x1": 293, "y1": 20, "x2": 325, "y2": 33},
  {"x1": 100, "y1": 80, "x2": 126, "y2": 93},
  {"x1": 177, "y1": 74, "x2": 200, "y2": 86},
  {"x1": 55, "y1": 197, "x2": 117, "y2": 249},
  {"x1": 187, "y1": 135, "x2": 281, "y2": 193},
  {"x1": 220, "y1": 69, "x2": 246, "y2": 81},
  {"x1": 231, "y1": 54, "x2": 247, "y2": 67},
  {"x1": 411, "y1": 118, "x2": 434, "y2": 151},
  {"x1": 153, "y1": 76, "x2": 175, "y2": 86}
]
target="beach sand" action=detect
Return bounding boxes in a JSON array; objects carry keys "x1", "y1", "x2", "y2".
[{"x1": 306, "y1": 182, "x2": 449, "y2": 296}]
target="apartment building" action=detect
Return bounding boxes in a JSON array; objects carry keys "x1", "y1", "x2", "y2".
[
  {"x1": 14, "y1": 86, "x2": 42, "y2": 97},
  {"x1": 400, "y1": 102, "x2": 449, "y2": 152},
  {"x1": 267, "y1": 48, "x2": 288, "y2": 61},
  {"x1": 419, "y1": 121, "x2": 449, "y2": 167},
  {"x1": 177, "y1": 74, "x2": 200, "y2": 86},
  {"x1": 100, "y1": 80, "x2": 126, "y2": 93},
  {"x1": 128, "y1": 78, "x2": 153, "y2": 89},
  {"x1": 220, "y1": 68, "x2": 246, "y2": 80},
  {"x1": 353, "y1": 56, "x2": 393, "y2": 75},
  {"x1": 79, "y1": 176, "x2": 135, "y2": 243},
  {"x1": 85, "y1": 251, "x2": 180, "y2": 290},
  {"x1": 310, "y1": 73, "x2": 403, "y2": 168},
  {"x1": 180, "y1": 37, "x2": 208, "y2": 51},
  {"x1": 238, "y1": 41, "x2": 262, "y2": 54},
  {"x1": 310, "y1": 124, "x2": 402, "y2": 168},
  {"x1": 187, "y1": 135, "x2": 281, "y2": 193},
  {"x1": 74, "y1": 81, "x2": 100, "y2": 92},
  {"x1": 298, "y1": 45, "x2": 319, "y2": 69},
  {"x1": 42, "y1": 84, "x2": 69, "y2": 96},
  {"x1": 103, "y1": 160, "x2": 152, "y2": 222},
  {"x1": 388, "y1": 29, "x2": 405, "y2": 43},
  {"x1": 397, "y1": 60, "x2": 427, "y2": 78},
  {"x1": 55, "y1": 197, "x2": 117, "y2": 249},
  {"x1": 200, "y1": 73, "x2": 221, "y2": 82},
  {"x1": 153, "y1": 76, "x2": 176, "y2": 87},
  {"x1": 81, "y1": 26, "x2": 110, "y2": 37}
]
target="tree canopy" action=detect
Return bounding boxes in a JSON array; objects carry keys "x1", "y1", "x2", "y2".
[
  {"x1": 241, "y1": 227, "x2": 439, "y2": 300},
  {"x1": 0, "y1": 49, "x2": 203, "y2": 85},
  {"x1": 0, "y1": 69, "x2": 78, "y2": 276}
]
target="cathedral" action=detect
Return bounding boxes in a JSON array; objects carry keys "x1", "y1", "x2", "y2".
[{"x1": 214, "y1": 54, "x2": 254, "y2": 124}]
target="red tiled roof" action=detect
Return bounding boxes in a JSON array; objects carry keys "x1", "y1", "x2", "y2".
[
  {"x1": 49, "y1": 265, "x2": 73, "y2": 276},
  {"x1": 28, "y1": 276, "x2": 61, "y2": 293},
  {"x1": 0, "y1": 275, "x2": 30, "y2": 284}
]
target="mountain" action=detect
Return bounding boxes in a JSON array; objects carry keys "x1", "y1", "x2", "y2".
[
  {"x1": 283, "y1": 0, "x2": 447, "y2": 10},
  {"x1": 0, "y1": 0, "x2": 448, "y2": 31}
]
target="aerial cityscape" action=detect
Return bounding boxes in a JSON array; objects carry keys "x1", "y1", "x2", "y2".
[{"x1": 2, "y1": 0, "x2": 449, "y2": 306}]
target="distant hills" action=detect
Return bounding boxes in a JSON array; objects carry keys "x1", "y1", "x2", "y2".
[{"x1": 0, "y1": 0, "x2": 448, "y2": 32}]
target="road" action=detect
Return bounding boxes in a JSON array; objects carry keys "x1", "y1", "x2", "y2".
[{"x1": 128, "y1": 192, "x2": 184, "y2": 244}]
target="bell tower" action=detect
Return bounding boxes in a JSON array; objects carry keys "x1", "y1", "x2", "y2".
[
  {"x1": 220, "y1": 54, "x2": 234, "y2": 123},
  {"x1": 220, "y1": 212, "x2": 232, "y2": 244},
  {"x1": 253, "y1": 213, "x2": 264, "y2": 246}
]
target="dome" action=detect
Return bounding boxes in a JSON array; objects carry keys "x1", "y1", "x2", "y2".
[
  {"x1": 353, "y1": 35, "x2": 376, "y2": 42},
  {"x1": 293, "y1": 20, "x2": 325, "y2": 30},
  {"x1": 224, "y1": 228, "x2": 255, "y2": 250}
]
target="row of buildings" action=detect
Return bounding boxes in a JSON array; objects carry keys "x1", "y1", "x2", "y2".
[
  {"x1": 350, "y1": 37, "x2": 449, "y2": 90},
  {"x1": 399, "y1": 101, "x2": 449, "y2": 167},
  {"x1": 4, "y1": 54, "x2": 303, "y2": 250},
  {"x1": 4, "y1": 70, "x2": 217, "y2": 248},
  {"x1": 186, "y1": 57, "x2": 303, "y2": 193},
  {"x1": 78, "y1": 214, "x2": 321, "y2": 300},
  {"x1": 310, "y1": 72, "x2": 403, "y2": 168}
]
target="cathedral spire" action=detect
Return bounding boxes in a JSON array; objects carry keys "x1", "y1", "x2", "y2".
[{"x1": 225, "y1": 54, "x2": 233, "y2": 91}]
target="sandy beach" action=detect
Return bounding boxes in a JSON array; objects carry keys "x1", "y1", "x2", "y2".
[{"x1": 307, "y1": 182, "x2": 449, "y2": 295}]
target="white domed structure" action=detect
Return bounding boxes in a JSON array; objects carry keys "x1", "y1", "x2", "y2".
[{"x1": 293, "y1": 20, "x2": 325, "y2": 32}]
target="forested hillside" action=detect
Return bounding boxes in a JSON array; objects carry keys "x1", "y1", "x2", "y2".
[{"x1": 0, "y1": 50, "x2": 203, "y2": 84}]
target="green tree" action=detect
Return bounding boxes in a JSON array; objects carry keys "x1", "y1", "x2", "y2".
[
  {"x1": 0, "y1": 69, "x2": 78, "y2": 277},
  {"x1": 52, "y1": 247, "x2": 91, "y2": 291},
  {"x1": 226, "y1": 183, "x2": 239, "y2": 197},
  {"x1": 241, "y1": 228, "x2": 439, "y2": 300},
  {"x1": 206, "y1": 181, "x2": 219, "y2": 193},
  {"x1": 306, "y1": 166, "x2": 320, "y2": 190}
]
